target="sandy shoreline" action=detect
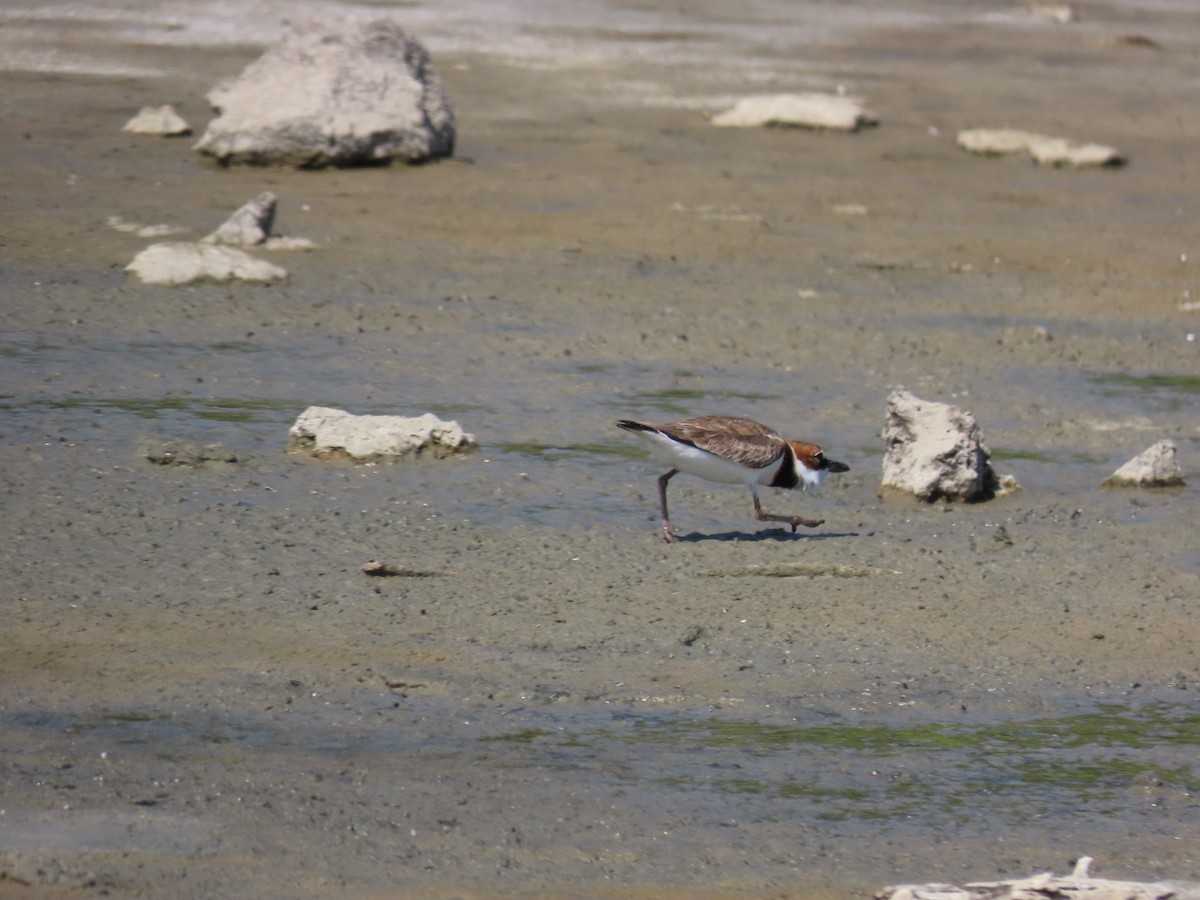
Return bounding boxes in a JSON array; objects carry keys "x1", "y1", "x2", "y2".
[{"x1": 2, "y1": 1, "x2": 1199, "y2": 896}]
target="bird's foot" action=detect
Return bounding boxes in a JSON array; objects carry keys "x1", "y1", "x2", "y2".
[
  {"x1": 662, "y1": 525, "x2": 679, "y2": 543},
  {"x1": 788, "y1": 516, "x2": 824, "y2": 533},
  {"x1": 756, "y1": 509, "x2": 825, "y2": 532}
]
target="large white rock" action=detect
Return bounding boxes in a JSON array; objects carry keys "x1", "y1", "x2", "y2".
[
  {"x1": 1102, "y1": 440, "x2": 1185, "y2": 487},
  {"x1": 881, "y1": 388, "x2": 1007, "y2": 502},
  {"x1": 711, "y1": 93, "x2": 878, "y2": 131},
  {"x1": 287, "y1": 406, "x2": 477, "y2": 461},
  {"x1": 125, "y1": 242, "x2": 287, "y2": 285},
  {"x1": 957, "y1": 128, "x2": 1124, "y2": 167},
  {"x1": 195, "y1": 17, "x2": 455, "y2": 167}
]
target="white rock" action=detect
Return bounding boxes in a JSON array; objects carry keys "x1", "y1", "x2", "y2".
[
  {"x1": 287, "y1": 406, "x2": 477, "y2": 461},
  {"x1": 135, "y1": 223, "x2": 191, "y2": 238},
  {"x1": 1102, "y1": 440, "x2": 1185, "y2": 487},
  {"x1": 123, "y1": 104, "x2": 191, "y2": 136},
  {"x1": 195, "y1": 17, "x2": 455, "y2": 167},
  {"x1": 881, "y1": 388, "x2": 1009, "y2": 502},
  {"x1": 711, "y1": 93, "x2": 878, "y2": 131},
  {"x1": 201, "y1": 193, "x2": 316, "y2": 249},
  {"x1": 106, "y1": 215, "x2": 189, "y2": 238},
  {"x1": 1027, "y1": 136, "x2": 1121, "y2": 167},
  {"x1": 125, "y1": 242, "x2": 287, "y2": 286},
  {"x1": 1028, "y1": 4, "x2": 1074, "y2": 24},
  {"x1": 880, "y1": 856, "x2": 1199, "y2": 900},
  {"x1": 956, "y1": 128, "x2": 1031, "y2": 155},
  {"x1": 957, "y1": 128, "x2": 1124, "y2": 167},
  {"x1": 107, "y1": 215, "x2": 145, "y2": 233},
  {"x1": 262, "y1": 236, "x2": 318, "y2": 251},
  {"x1": 203, "y1": 192, "x2": 277, "y2": 246}
]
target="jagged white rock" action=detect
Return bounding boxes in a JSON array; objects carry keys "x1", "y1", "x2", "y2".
[
  {"x1": 711, "y1": 93, "x2": 878, "y2": 131},
  {"x1": 200, "y1": 193, "x2": 316, "y2": 250},
  {"x1": 202, "y1": 192, "x2": 277, "y2": 246},
  {"x1": 881, "y1": 388, "x2": 1011, "y2": 502},
  {"x1": 287, "y1": 407, "x2": 477, "y2": 461},
  {"x1": 1102, "y1": 440, "x2": 1185, "y2": 487}
]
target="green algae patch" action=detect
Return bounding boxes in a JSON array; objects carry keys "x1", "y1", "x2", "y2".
[{"x1": 1093, "y1": 373, "x2": 1200, "y2": 394}]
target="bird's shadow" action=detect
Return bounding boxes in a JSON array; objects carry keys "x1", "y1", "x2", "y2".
[{"x1": 672, "y1": 528, "x2": 860, "y2": 544}]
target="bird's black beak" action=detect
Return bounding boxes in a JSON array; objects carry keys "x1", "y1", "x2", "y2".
[{"x1": 827, "y1": 459, "x2": 849, "y2": 473}]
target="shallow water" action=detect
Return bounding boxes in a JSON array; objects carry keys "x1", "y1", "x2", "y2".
[
  {"x1": 5, "y1": 689, "x2": 1197, "y2": 872},
  {"x1": 2, "y1": 299, "x2": 1197, "y2": 516}
]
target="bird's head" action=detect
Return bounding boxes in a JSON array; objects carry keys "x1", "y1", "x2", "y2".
[{"x1": 788, "y1": 442, "x2": 849, "y2": 489}]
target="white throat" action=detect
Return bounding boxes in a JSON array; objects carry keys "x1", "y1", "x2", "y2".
[{"x1": 797, "y1": 464, "x2": 827, "y2": 490}]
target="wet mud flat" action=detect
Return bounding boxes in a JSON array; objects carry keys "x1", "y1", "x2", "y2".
[{"x1": 2, "y1": 0, "x2": 1200, "y2": 897}]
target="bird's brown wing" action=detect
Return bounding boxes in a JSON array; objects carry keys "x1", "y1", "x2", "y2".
[{"x1": 658, "y1": 415, "x2": 787, "y2": 469}]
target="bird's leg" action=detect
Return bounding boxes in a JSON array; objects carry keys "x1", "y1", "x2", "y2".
[
  {"x1": 751, "y1": 489, "x2": 824, "y2": 532},
  {"x1": 658, "y1": 468, "x2": 679, "y2": 543}
]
